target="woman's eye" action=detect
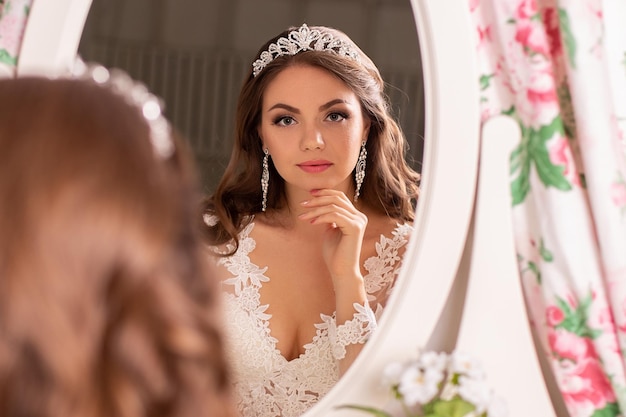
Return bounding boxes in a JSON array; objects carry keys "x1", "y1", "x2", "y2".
[
  {"x1": 274, "y1": 116, "x2": 295, "y2": 126},
  {"x1": 327, "y1": 112, "x2": 347, "y2": 122}
]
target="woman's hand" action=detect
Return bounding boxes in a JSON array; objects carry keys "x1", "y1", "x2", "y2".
[
  {"x1": 298, "y1": 189, "x2": 368, "y2": 286},
  {"x1": 299, "y1": 189, "x2": 370, "y2": 374}
]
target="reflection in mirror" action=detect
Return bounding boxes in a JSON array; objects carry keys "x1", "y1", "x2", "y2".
[{"x1": 79, "y1": 1, "x2": 424, "y2": 415}]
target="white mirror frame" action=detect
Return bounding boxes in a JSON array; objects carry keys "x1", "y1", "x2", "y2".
[{"x1": 17, "y1": 0, "x2": 481, "y2": 415}]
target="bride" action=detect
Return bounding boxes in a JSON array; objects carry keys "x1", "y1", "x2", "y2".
[{"x1": 202, "y1": 23, "x2": 420, "y2": 417}]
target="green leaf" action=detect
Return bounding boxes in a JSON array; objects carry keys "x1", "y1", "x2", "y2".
[
  {"x1": 511, "y1": 171, "x2": 530, "y2": 205},
  {"x1": 510, "y1": 122, "x2": 532, "y2": 205},
  {"x1": 335, "y1": 405, "x2": 394, "y2": 417},
  {"x1": 537, "y1": 115, "x2": 565, "y2": 139},
  {"x1": 530, "y1": 117, "x2": 572, "y2": 191},
  {"x1": 555, "y1": 293, "x2": 602, "y2": 339},
  {"x1": 539, "y1": 239, "x2": 554, "y2": 262},
  {"x1": 579, "y1": 292, "x2": 592, "y2": 311},
  {"x1": 0, "y1": 49, "x2": 16, "y2": 66},
  {"x1": 511, "y1": 161, "x2": 531, "y2": 205},
  {"x1": 556, "y1": 297, "x2": 574, "y2": 317},
  {"x1": 527, "y1": 261, "x2": 542, "y2": 284},
  {"x1": 590, "y1": 402, "x2": 621, "y2": 417},
  {"x1": 559, "y1": 8, "x2": 577, "y2": 69},
  {"x1": 558, "y1": 314, "x2": 584, "y2": 336},
  {"x1": 433, "y1": 399, "x2": 476, "y2": 417},
  {"x1": 422, "y1": 401, "x2": 436, "y2": 415},
  {"x1": 479, "y1": 74, "x2": 495, "y2": 91},
  {"x1": 502, "y1": 105, "x2": 515, "y2": 116},
  {"x1": 510, "y1": 118, "x2": 575, "y2": 205},
  {"x1": 533, "y1": 147, "x2": 571, "y2": 190}
]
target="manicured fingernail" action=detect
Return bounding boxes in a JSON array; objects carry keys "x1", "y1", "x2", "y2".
[{"x1": 301, "y1": 200, "x2": 309, "y2": 205}]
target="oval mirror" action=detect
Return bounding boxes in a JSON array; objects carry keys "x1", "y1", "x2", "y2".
[{"x1": 16, "y1": 0, "x2": 480, "y2": 414}]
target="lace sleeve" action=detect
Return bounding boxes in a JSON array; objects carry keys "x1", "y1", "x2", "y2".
[{"x1": 325, "y1": 302, "x2": 377, "y2": 360}]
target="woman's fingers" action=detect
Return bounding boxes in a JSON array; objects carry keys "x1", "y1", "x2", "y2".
[
  {"x1": 300, "y1": 190, "x2": 360, "y2": 214},
  {"x1": 299, "y1": 202, "x2": 366, "y2": 232},
  {"x1": 306, "y1": 210, "x2": 360, "y2": 231}
]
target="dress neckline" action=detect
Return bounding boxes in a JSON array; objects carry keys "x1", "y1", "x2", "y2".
[{"x1": 220, "y1": 220, "x2": 412, "y2": 363}]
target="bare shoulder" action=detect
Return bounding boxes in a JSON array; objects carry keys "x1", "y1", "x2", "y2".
[
  {"x1": 248, "y1": 212, "x2": 285, "y2": 235},
  {"x1": 245, "y1": 212, "x2": 300, "y2": 248},
  {"x1": 363, "y1": 211, "x2": 411, "y2": 242}
]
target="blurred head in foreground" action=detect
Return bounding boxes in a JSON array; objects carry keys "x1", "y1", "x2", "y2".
[{"x1": 0, "y1": 75, "x2": 235, "y2": 417}]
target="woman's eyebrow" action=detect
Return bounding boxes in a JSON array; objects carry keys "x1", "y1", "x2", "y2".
[
  {"x1": 319, "y1": 99, "x2": 351, "y2": 111},
  {"x1": 268, "y1": 103, "x2": 299, "y2": 113}
]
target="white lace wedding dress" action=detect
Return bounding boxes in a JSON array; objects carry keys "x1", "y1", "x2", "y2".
[{"x1": 209, "y1": 219, "x2": 413, "y2": 417}]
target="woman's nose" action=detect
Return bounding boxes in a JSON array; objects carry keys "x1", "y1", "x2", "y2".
[{"x1": 300, "y1": 125, "x2": 325, "y2": 151}]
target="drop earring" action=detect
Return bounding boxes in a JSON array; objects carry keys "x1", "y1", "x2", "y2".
[
  {"x1": 261, "y1": 148, "x2": 269, "y2": 211},
  {"x1": 354, "y1": 141, "x2": 367, "y2": 201}
]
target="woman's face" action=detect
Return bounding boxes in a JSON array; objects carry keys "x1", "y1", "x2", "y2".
[{"x1": 258, "y1": 64, "x2": 370, "y2": 199}]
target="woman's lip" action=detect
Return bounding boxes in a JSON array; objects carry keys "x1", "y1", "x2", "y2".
[
  {"x1": 298, "y1": 160, "x2": 332, "y2": 166},
  {"x1": 297, "y1": 161, "x2": 333, "y2": 173}
]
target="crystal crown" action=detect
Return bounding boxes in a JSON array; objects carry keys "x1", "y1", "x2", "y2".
[{"x1": 252, "y1": 24, "x2": 360, "y2": 77}]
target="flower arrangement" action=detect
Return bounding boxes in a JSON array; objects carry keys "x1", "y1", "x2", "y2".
[{"x1": 338, "y1": 349, "x2": 507, "y2": 417}]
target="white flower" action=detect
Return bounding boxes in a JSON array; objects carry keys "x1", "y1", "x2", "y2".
[
  {"x1": 449, "y1": 350, "x2": 485, "y2": 380},
  {"x1": 457, "y1": 375, "x2": 493, "y2": 413},
  {"x1": 382, "y1": 361, "x2": 406, "y2": 387},
  {"x1": 398, "y1": 364, "x2": 442, "y2": 406},
  {"x1": 417, "y1": 351, "x2": 448, "y2": 374},
  {"x1": 340, "y1": 348, "x2": 507, "y2": 417}
]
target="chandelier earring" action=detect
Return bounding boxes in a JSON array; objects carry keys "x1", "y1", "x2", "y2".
[
  {"x1": 354, "y1": 141, "x2": 367, "y2": 201},
  {"x1": 261, "y1": 148, "x2": 270, "y2": 211}
]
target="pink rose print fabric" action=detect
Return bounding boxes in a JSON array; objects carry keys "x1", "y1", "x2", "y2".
[
  {"x1": 0, "y1": 0, "x2": 34, "y2": 73},
  {"x1": 471, "y1": 0, "x2": 626, "y2": 416}
]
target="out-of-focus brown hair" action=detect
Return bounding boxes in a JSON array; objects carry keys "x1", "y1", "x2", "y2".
[
  {"x1": 202, "y1": 25, "x2": 420, "y2": 254},
  {"x1": 0, "y1": 77, "x2": 235, "y2": 417}
]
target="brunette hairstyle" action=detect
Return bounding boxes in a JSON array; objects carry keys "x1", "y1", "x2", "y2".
[
  {"x1": 202, "y1": 25, "x2": 420, "y2": 252},
  {"x1": 0, "y1": 78, "x2": 235, "y2": 417}
]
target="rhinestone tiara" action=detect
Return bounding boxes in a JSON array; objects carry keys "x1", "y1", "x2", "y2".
[
  {"x1": 70, "y1": 58, "x2": 175, "y2": 159},
  {"x1": 252, "y1": 24, "x2": 360, "y2": 77}
]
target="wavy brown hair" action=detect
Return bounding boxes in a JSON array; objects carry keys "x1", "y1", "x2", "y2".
[
  {"x1": 202, "y1": 25, "x2": 420, "y2": 253},
  {"x1": 0, "y1": 78, "x2": 235, "y2": 417}
]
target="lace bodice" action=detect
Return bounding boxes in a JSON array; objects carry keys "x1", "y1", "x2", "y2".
[{"x1": 210, "y1": 220, "x2": 413, "y2": 417}]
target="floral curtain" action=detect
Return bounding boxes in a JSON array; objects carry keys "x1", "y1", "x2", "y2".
[
  {"x1": 0, "y1": 0, "x2": 33, "y2": 75},
  {"x1": 471, "y1": 0, "x2": 626, "y2": 416}
]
